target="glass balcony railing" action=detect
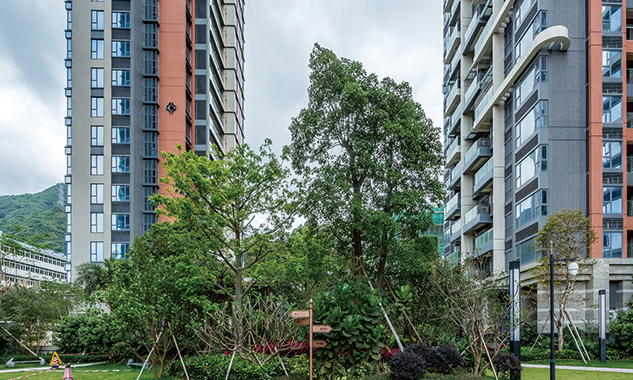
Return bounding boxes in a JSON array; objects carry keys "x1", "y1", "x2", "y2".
[
  {"x1": 451, "y1": 219, "x2": 461, "y2": 236},
  {"x1": 463, "y1": 206, "x2": 478, "y2": 226},
  {"x1": 474, "y1": 228, "x2": 493, "y2": 252},
  {"x1": 451, "y1": 163, "x2": 461, "y2": 181},
  {"x1": 451, "y1": 106, "x2": 461, "y2": 126},
  {"x1": 474, "y1": 158, "x2": 493, "y2": 185},
  {"x1": 446, "y1": 137, "x2": 460, "y2": 160},
  {"x1": 474, "y1": 86, "x2": 493, "y2": 121},
  {"x1": 474, "y1": 17, "x2": 493, "y2": 55},
  {"x1": 446, "y1": 192, "x2": 460, "y2": 213}
]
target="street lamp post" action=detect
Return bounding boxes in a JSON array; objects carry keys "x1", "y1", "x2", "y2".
[{"x1": 549, "y1": 242, "x2": 578, "y2": 380}]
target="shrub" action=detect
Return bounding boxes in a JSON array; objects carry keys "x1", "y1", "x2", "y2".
[
  {"x1": 492, "y1": 353, "x2": 521, "y2": 379},
  {"x1": 609, "y1": 306, "x2": 633, "y2": 355},
  {"x1": 519, "y1": 346, "x2": 548, "y2": 362},
  {"x1": 389, "y1": 350, "x2": 426, "y2": 380},
  {"x1": 170, "y1": 353, "x2": 288, "y2": 380},
  {"x1": 433, "y1": 343, "x2": 465, "y2": 374},
  {"x1": 405, "y1": 343, "x2": 431, "y2": 359}
]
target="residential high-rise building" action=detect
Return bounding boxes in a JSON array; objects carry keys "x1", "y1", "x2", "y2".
[
  {"x1": 63, "y1": 0, "x2": 245, "y2": 280},
  {"x1": 442, "y1": 0, "x2": 633, "y2": 324}
]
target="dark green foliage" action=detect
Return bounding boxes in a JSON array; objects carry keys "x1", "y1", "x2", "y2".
[
  {"x1": 608, "y1": 305, "x2": 633, "y2": 355},
  {"x1": 54, "y1": 311, "x2": 118, "y2": 355},
  {"x1": 388, "y1": 350, "x2": 426, "y2": 380},
  {"x1": 311, "y1": 283, "x2": 385, "y2": 379},
  {"x1": 170, "y1": 354, "x2": 306, "y2": 380},
  {"x1": 0, "y1": 184, "x2": 66, "y2": 252},
  {"x1": 405, "y1": 343, "x2": 431, "y2": 359},
  {"x1": 492, "y1": 353, "x2": 521, "y2": 379},
  {"x1": 405, "y1": 343, "x2": 464, "y2": 375}
]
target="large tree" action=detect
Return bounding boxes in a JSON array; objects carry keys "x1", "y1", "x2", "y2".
[
  {"x1": 152, "y1": 141, "x2": 300, "y2": 352},
  {"x1": 287, "y1": 43, "x2": 444, "y2": 282},
  {"x1": 531, "y1": 208, "x2": 597, "y2": 351}
]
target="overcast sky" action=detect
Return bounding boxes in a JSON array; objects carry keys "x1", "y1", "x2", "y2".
[{"x1": 0, "y1": 1, "x2": 442, "y2": 197}]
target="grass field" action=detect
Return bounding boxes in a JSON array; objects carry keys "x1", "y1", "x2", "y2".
[
  {"x1": 525, "y1": 358, "x2": 633, "y2": 369},
  {"x1": 0, "y1": 363, "x2": 176, "y2": 380}
]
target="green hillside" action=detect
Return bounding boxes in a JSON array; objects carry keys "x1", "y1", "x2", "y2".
[{"x1": 0, "y1": 183, "x2": 66, "y2": 252}]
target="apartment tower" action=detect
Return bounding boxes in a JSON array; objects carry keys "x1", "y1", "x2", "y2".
[
  {"x1": 442, "y1": 0, "x2": 633, "y2": 324},
  {"x1": 63, "y1": 0, "x2": 245, "y2": 280}
]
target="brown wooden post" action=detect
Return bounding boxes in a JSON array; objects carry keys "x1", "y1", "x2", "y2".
[{"x1": 309, "y1": 298, "x2": 313, "y2": 380}]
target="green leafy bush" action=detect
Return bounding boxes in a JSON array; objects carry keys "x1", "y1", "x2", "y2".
[
  {"x1": 389, "y1": 350, "x2": 426, "y2": 380},
  {"x1": 404, "y1": 342, "x2": 464, "y2": 375},
  {"x1": 170, "y1": 353, "x2": 301, "y2": 380},
  {"x1": 609, "y1": 306, "x2": 633, "y2": 355},
  {"x1": 54, "y1": 311, "x2": 117, "y2": 354},
  {"x1": 311, "y1": 283, "x2": 385, "y2": 379},
  {"x1": 492, "y1": 353, "x2": 521, "y2": 379}
]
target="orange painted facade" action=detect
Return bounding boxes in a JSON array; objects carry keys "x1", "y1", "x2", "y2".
[
  {"x1": 588, "y1": 0, "x2": 604, "y2": 258},
  {"x1": 158, "y1": 0, "x2": 194, "y2": 201}
]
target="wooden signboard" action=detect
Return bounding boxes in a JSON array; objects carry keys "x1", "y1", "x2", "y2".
[{"x1": 290, "y1": 299, "x2": 332, "y2": 380}]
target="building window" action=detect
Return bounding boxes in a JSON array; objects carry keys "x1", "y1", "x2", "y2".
[
  {"x1": 91, "y1": 39, "x2": 104, "y2": 59},
  {"x1": 91, "y1": 97, "x2": 104, "y2": 117},
  {"x1": 67, "y1": 125, "x2": 72, "y2": 146},
  {"x1": 143, "y1": 214, "x2": 156, "y2": 232},
  {"x1": 514, "y1": 0, "x2": 536, "y2": 27},
  {"x1": 603, "y1": 142, "x2": 622, "y2": 169},
  {"x1": 603, "y1": 96, "x2": 622, "y2": 124},
  {"x1": 195, "y1": 50, "x2": 206, "y2": 70},
  {"x1": 67, "y1": 184, "x2": 72, "y2": 205},
  {"x1": 91, "y1": 10, "x2": 104, "y2": 30},
  {"x1": 515, "y1": 56, "x2": 547, "y2": 107},
  {"x1": 602, "y1": 50, "x2": 622, "y2": 78},
  {"x1": 112, "y1": 127, "x2": 130, "y2": 144},
  {"x1": 143, "y1": 0, "x2": 159, "y2": 21},
  {"x1": 111, "y1": 243, "x2": 129, "y2": 259},
  {"x1": 143, "y1": 50, "x2": 159, "y2": 76},
  {"x1": 66, "y1": 39, "x2": 72, "y2": 59},
  {"x1": 603, "y1": 187, "x2": 623, "y2": 214},
  {"x1": 91, "y1": 125, "x2": 104, "y2": 146},
  {"x1": 112, "y1": 98, "x2": 131, "y2": 115},
  {"x1": 66, "y1": 97, "x2": 72, "y2": 117},
  {"x1": 67, "y1": 10, "x2": 72, "y2": 30},
  {"x1": 111, "y1": 156, "x2": 130, "y2": 173},
  {"x1": 66, "y1": 68, "x2": 72, "y2": 88},
  {"x1": 66, "y1": 155, "x2": 72, "y2": 175},
  {"x1": 112, "y1": 41, "x2": 131, "y2": 57},
  {"x1": 143, "y1": 23, "x2": 159, "y2": 48},
  {"x1": 112, "y1": 12, "x2": 131, "y2": 28},
  {"x1": 516, "y1": 12, "x2": 547, "y2": 62},
  {"x1": 112, "y1": 69, "x2": 131, "y2": 86},
  {"x1": 112, "y1": 185, "x2": 130, "y2": 202},
  {"x1": 516, "y1": 101, "x2": 547, "y2": 149},
  {"x1": 112, "y1": 214, "x2": 131, "y2": 231},
  {"x1": 90, "y1": 213, "x2": 104, "y2": 233},
  {"x1": 144, "y1": 187, "x2": 156, "y2": 212},
  {"x1": 144, "y1": 160, "x2": 158, "y2": 184},
  {"x1": 90, "y1": 241, "x2": 104, "y2": 262},
  {"x1": 144, "y1": 132, "x2": 158, "y2": 157},
  {"x1": 603, "y1": 232, "x2": 623, "y2": 258},
  {"x1": 91, "y1": 155, "x2": 104, "y2": 175},
  {"x1": 516, "y1": 190, "x2": 548, "y2": 228},
  {"x1": 144, "y1": 105, "x2": 158, "y2": 130},
  {"x1": 516, "y1": 146, "x2": 547, "y2": 188},
  {"x1": 90, "y1": 184, "x2": 104, "y2": 204},
  {"x1": 143, "y1": 77, "x2": 158, "y2": 103},
  {"x1": 602, "y1": 5, "x2": 622, "y2": 32},
  {"x1": 91, "y1": 68, "x2": 104, "y2": 88}
]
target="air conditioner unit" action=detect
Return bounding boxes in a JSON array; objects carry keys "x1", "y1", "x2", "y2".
[{"x1": 480, "y1": 205, "x2": 490, "y2": 214}]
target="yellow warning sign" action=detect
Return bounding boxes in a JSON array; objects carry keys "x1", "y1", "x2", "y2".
[{"x1": 50, "y1": 351, "x2": 63, "y2": 367}]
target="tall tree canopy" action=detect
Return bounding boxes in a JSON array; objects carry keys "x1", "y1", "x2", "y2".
[{"x1": 287, "y1": 43, "x2": 444, "y2": 282}]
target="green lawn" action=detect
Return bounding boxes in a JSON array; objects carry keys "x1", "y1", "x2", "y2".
[
  {"x1": 520, "y1": 367, "x2": 633, "y2": 379},
  {"x1": 0, "y1": 363, "x2": 176, "y2": 380},
  {"x1": 525, "y1": 359, "x2": 633, "y2": 369}
]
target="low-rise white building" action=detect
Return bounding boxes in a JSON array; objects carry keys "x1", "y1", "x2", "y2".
[{"x1": 0, "y1": 232, "x2": 66, "y2": 286}]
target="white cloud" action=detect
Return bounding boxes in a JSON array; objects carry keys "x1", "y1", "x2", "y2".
[{"x1": 0, "y1": 57, "x2": 65, "y2": 196}]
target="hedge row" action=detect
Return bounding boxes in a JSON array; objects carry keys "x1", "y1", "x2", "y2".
[{"x1": 170, "y1": 354, "x2": 307, "y2": 380}]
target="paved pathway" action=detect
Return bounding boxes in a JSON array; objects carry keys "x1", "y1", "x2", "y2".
[
  {"x1": 0, "y1": 362, "x2": 106, "y2": 374},
  {"x1": 523, "y1": 363, "x2": 633, "y2": 373}
]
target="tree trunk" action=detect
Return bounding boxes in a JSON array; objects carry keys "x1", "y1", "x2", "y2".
[
  {"x1": 234, "y1": 250, "x2": 245, "y2": 353},
  {"x1": 557, "y1": 307, "x2": 566, "y2": 351},
  {"x1": 376, "y1": 234, "x2": 388, "y2": 290}
]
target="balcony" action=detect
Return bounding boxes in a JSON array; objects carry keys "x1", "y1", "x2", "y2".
[
  {"x1": 628, "y1": 200, "x2": 633, "y2": 217},
  {"x1": 628, "y1": 69, "x2": 633, "y2": 98},
  {"x1": 449, "y1": 0, "x2": 460, "y2": 27},
  {"x1": 443, "y1": 0, "x2": 454, "y2": 13},
  {"x1": 473, "y1": 158, "x2": 493, "y2": 195},
  {"x1": 628, "y1": 26, "x2": 633, "y2": 41},
  {"x1": 444, "y1": 80, "x2": 461, "y2": 115},
  {"x1": 448, "y1": 36, "x2": 461, "y2": 79},
  {"x1": 448, "y1": 219, "x2": 462, "y2": 243},
  {"x1": 447, "y1": 106, "x2": 461, "y2": 137},
  {"x1": 473, "y1": 84, "x2": 493, "y2": 122},
  {"x1": 474, "y1": 16, "x2": 493, "y2": 58},
  {"x1": 446, "y1": 136, "x2": 461, "y2": 167},
  {"x1": 448, "y1": 163, "x2": 462, "y2": 191},
  {"x1": 463, "y1": 204, "x2": 492, "y2": 234},
  {"x1": 474, "y1": 228, "x2": 494, "y2": 258},
  {"x1": 463, "y1": 67, "x2": 492, "y2": 114},
  {"x1": 463, "y1": 138, "x2": 491, "y2": 174},
  {"x1": 628, "y1": 156, "x2": 633, "y2": 185},
  {"x1": 628, "y1": 113, "x2": 633, "y2": 128},
  {"x1": 445, "y1": 22, "x2": 461, "y2": 62},
  {"x1": 463, "y1": 2, "x2": 492, "y2": 53},
  {"x1": 445, "y1": 249, "x2": 461, "y2": 267},
  {"x1": 445, "y1": 192, "x2": 462, "y2": 220}
]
